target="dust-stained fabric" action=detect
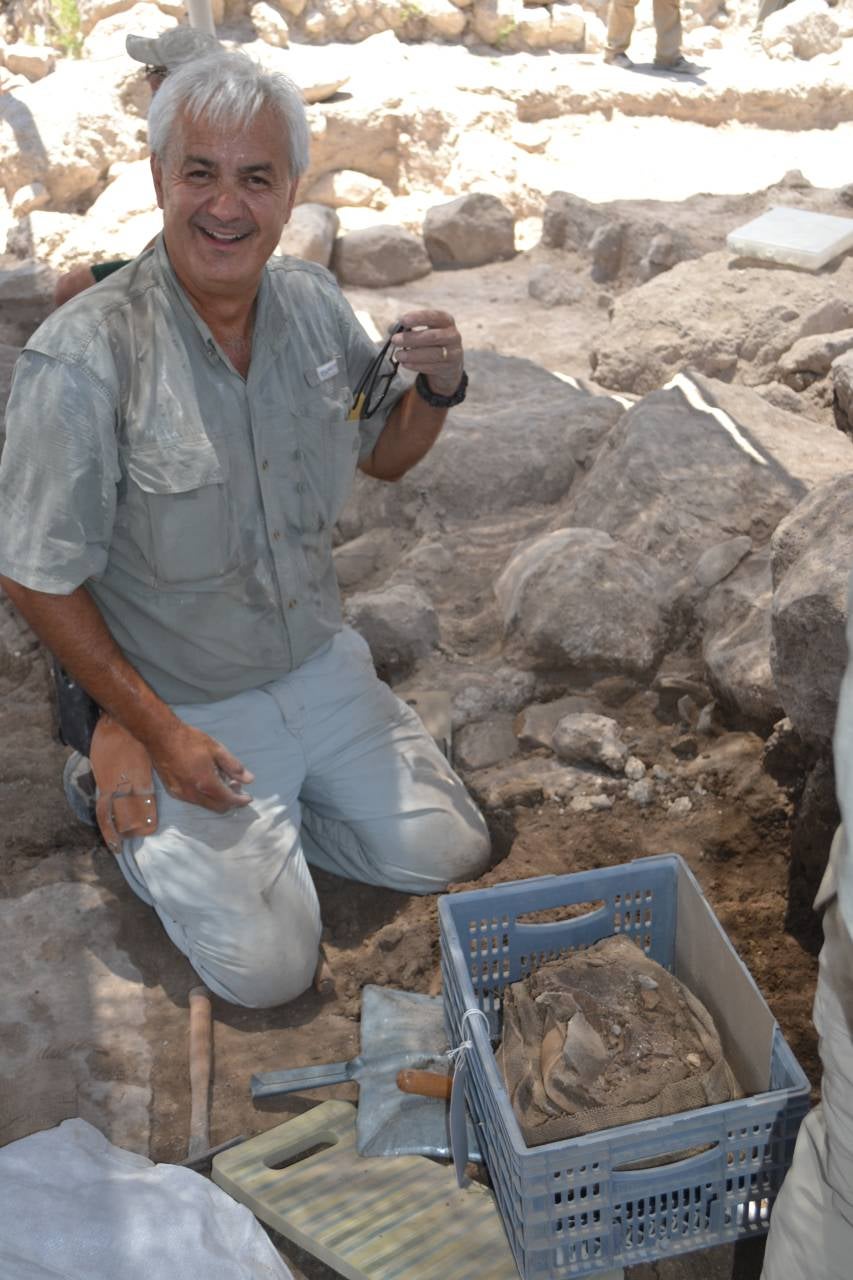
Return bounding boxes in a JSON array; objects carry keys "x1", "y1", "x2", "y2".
[
  {"x1": 497, "y1": 934, "x2": 740, "y2": 1147},
  {"x1": 0, "y1": 237, "x2": 403, "y2": 704}
]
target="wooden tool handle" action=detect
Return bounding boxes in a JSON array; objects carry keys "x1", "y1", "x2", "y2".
[
  {"x1": 396, "y1": 1069, "x2": 453, "y2": 1100},
  {"x1": 188, "y1": 985, "x2": 212, "y2": 1159}
]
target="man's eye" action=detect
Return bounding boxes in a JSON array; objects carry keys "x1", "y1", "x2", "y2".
[
  {"x1": 247, "y1": 175, "x2": 270, "y2": 187},
  {"x1": 186, "y1": 170, "x2": 212, "y2": 180}
]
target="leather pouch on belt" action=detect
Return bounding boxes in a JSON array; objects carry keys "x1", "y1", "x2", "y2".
[{"x1": 89, "y1": 714, "x2": 158, "y2": 853}]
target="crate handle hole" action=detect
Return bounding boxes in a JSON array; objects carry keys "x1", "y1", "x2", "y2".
[{"x1": 516, "y1": 900, "x2": 606, "y2": 926}]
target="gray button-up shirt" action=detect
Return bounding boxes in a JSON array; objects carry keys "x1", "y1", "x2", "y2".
[{"x1": 0, "y1": 238, "x2": 402, "y2": 703}]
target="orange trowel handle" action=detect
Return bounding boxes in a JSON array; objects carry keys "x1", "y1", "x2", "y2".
[{"x1": 396, "y1": 1069, "x2": 453, "y2": 1100}]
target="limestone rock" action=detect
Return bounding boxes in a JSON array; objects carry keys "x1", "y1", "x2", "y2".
[
  {"x1": 423, "y1": 193, "x2": 515, "y2": 269},
  {"x1": 778, "y1": 328, "x2": 853, "y2": 379},
  {"x1": 471, "y1": 0, "x2": 523, "y2": 44},
  {"x1": 694, "y1": 536, "x2": 753, "y2": 589},
  {"x1": 514, "y1": 695, "x2": 603, "y2": 749},
  {"x1": 589, "y1": 221, "x2": 624, "y2": 283},
  {"x1": 9, "y1": 181, "x2": 48, "y2": 217},
  {"x1": 332, "y1": 225, "x2": 432, "y2": 288},
  {"x1": 701, "y1": 549, "x2": 782, "y2": 730},
  {"x1": 75, "y1": 0, "x2": 140, "y2": 36},
  {"x1": 419, "y1": 0, "x2": 468, "y2": 37},
  {"x1": 797, "y1": 298, "x2": 853, "y2": 340},
  {"x1": 495, "y1": 527, "x2": 668, "y2": 679},
  {"x1": 552, "y1": 373, "x2": 853, "y2": 582},
  {"x1": 344, "y1": 582, "x2": 439, "y2": 678},
  {"x1": 761, "y1": 0, "x2": 841, "y2": 60},
  {"x1": 770, "y1": 475, "x2": 853, "y2": 744},
  {"x1": 515, "y1": 6, "x2": 552, "y2": 47},
  {"x1": 832, "y1": 349, "x2": 853, "y2": 432},
  {"x1": 542, "y1": 191, "x2": 609, "y2": 251},
  {"x1": 528, "y1": 262, "x2": 583, "y2": 307},
  {"x1": 550, "y1": 3, "x2": 586, "y2": 45},
  {"x1": 0, "y1": 60, "x2": 148, "y2": 206},
  {"x1": 304, "y1": 170, "x2": 391, "y2": 209},
  {"x1": 251, "y1": 1, "x2": 290, "y2": 45},
  {"x1": 553, "y1": 712, "x2": 628, "y2": 772},
  {"x1": 451, "y1": 666, "x2": 537, "y2": 727},
  {"x1": 279, "y1": 203, "x2": 339, "y2": 266},
  {"x1": 2, "y1": 41, "x2": 55, "y2": 80},
  {"x1": 466, "y1": 756, "x2": 587, "y2": 809},
  {"x1": 455, "y1": 716, "x2": 520, "y2": 770},
  {"x1": 333, "y1": 527, "x2": 401, "y2": 588},
  {"x1": 591, "y1": 251, "x2": 844, "y2": 396},
  {"x1": 342, "y1": 349, "x2": 622, "y2": 530},
  {"x1": 0, "y1": 259, "x2": 56, "y2": 303}
]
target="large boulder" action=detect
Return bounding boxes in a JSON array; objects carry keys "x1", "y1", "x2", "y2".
[
  {"x1": 0, "y1": 58, "x2": 148, "y2": 207},
  {"x1": 345, "y1": 582, "x2": 440, "y2": 679},
  {"x1": 770, "y1": 475, "x2": 853, "y2": 744},
  {"x1": 494, "y1": 527, "x2": 668, "y2": 679},
  {"x1": 341, "y1": 349, "x2": 624, "y2": 533},
  {"x1": 331, "y1": 225, "x2": 431, "y2": 288},
  {"x1": 551, "y1": 372, "x2": 853, "y2": 583},
  {"x1": 279, "y1": 203, "x2": 339, "y2": 267},
  {"x1": 592, "y1": 251, "x2": 853, "y2": 395},
  {"x1": 761, "y1": 0, "x2": 841, "y2": 60},
  {"x1": 700, "y1": 549, "x2": 783, "y2": 731},
  {"x1": 423, "y1": 193, "x2": 515, "y2": 269}
]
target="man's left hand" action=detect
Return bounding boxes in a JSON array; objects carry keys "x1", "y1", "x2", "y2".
[{"x1": 390, "y1": 309, "x2": 464, "y2": 398}]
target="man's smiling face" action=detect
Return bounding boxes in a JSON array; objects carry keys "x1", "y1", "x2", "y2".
[{"x1": 151, "y1": 105, "x2": 298, "y2": 306}]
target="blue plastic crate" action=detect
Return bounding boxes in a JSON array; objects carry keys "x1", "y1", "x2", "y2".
[{"x1": 439, "y1": 854, "x2": 810, "y2": 1279}]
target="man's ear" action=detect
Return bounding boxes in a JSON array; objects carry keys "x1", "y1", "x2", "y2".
[{"x1": 150, "y1": 154, "x2": 165, "y2": 211}]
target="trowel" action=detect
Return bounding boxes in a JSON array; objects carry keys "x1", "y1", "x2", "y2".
[{"x1": 250, "y1": 985, "x2": 482, "y2": 1160}]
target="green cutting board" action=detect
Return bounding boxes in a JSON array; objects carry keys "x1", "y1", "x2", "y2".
[{"x1": 212, "y1": 1100, "x2": 519, "y2": 1280}]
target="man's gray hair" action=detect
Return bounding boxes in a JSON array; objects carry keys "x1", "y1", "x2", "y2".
[{"x1": 148, "y1": 51, "x2": 310, "y2": 179}]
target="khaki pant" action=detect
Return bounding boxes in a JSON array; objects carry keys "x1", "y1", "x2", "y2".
[
  {"x1": 760, "y1": 836, "x2": 853, "y2": 1280},
  {"x1": 606, "y1": 0, "x2": 682, "y2": 64},
  {"x1": 116, "y1": 627, "x2": 490, "y2": 1009}
]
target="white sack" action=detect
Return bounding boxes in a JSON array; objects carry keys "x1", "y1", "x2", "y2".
[{"x1": 0, "y1": 1118, "x2": 293, "y2": 1280}]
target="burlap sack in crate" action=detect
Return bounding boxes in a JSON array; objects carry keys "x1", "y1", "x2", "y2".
[{"x1": 496, "y1": 934, "x2": 742, "y2": 1148}]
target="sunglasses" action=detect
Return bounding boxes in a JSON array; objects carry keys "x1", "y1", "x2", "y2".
[{"x1": 349, "y1": 322, "x2": 407, "y2": 420}]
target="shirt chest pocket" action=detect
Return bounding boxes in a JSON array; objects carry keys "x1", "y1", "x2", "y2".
[
  {"x1": 123, "y1": 439, "x2": 238, "y2": 588},
  {"x1": 295, "y1": 358, "x2": 359, "y2": 522}
]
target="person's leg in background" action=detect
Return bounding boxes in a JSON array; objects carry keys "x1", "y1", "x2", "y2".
[
  {"x1": 604, "y1": 0, "x2": 640, "y2": 62},
  {"x1": 652, "y1": 0, "x2": 683, "y2": 65}
]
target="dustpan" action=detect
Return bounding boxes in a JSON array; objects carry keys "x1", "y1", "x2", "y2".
[{"x1": 251, "y1": 985, "x2": 482, "y2": 1160}]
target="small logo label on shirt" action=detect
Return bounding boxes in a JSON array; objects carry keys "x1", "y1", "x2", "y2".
[{"x1": 316, "y1": 358, "x2": 339, "y2": 381}]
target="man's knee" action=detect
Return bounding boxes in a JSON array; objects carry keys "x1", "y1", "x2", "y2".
[
  {"x1": 199, "y1": 916, "x2": 322, "y2": 1009},
  {"x1": 391, "y1": 801, "x2": 491, "y2": 893}
]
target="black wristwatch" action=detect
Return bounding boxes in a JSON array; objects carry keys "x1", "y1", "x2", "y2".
[{"x1": 414, "y1": 370, "x2": 468, "y2": 408}]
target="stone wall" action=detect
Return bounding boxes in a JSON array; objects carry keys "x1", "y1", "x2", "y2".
[{"x1": 0, "y1": 0, "x2": 722, "y2": 56}]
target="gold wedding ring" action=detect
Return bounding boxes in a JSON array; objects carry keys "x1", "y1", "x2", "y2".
[{"x1": 442, "y1": 345, "x2": 447, "y2": 360}]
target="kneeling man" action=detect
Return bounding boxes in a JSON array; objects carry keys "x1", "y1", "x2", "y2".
[{"x1": 0, "y1": 52, "x2": 489, "y2": 1007}]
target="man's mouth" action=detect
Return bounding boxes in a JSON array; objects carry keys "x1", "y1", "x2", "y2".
[{"x1": 198, "y1": 226, "x2": 251, "y2": 244}]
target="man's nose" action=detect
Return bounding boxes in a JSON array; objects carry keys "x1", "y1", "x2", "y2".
[{"x1": 206, "y1": 181, "x2": 244, "y2": 220}]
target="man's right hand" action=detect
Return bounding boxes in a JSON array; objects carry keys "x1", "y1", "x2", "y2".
[{"x1": 148, "y1": 720, "x2": 255, "y2": 813}]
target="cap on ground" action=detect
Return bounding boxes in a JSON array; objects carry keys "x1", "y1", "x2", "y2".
[{"x1": 126, "y1": 26, "x2": 223, "y2": 70}]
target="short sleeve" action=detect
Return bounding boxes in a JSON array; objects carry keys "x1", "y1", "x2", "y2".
[
  {"x1": 335, "y1": 292, "x2": 406, "y2": 461},
  {"x1": 0, "y1": 351, "x2": 120, "y2": 593}
]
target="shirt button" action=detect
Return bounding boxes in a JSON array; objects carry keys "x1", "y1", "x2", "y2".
[
  {"x1": 272, "y1": 529, "x2": 281, "y2": 541},
  {"x1": 261, "y1": 459, "x2": 269, "y2": 471},
  {"x1": 293, "y1": 448, "x2": 302, "y2": 461},
  {"x1": 295, "y1": 481, "x2": 305, "y2": 493},
  {"x1": 288, "y1": 598, "x2": 297, "y2": 608}
]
